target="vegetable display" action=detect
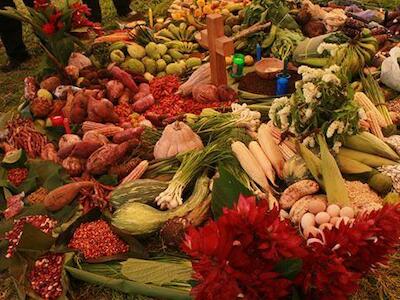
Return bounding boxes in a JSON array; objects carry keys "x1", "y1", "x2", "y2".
[{"x1": 3, "y1": 0, "x2": 400, "y2": 299}]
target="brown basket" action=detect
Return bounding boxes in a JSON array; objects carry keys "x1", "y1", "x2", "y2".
[{"x1": 255, "y1": 58, "x2": 284, "y2": 80}]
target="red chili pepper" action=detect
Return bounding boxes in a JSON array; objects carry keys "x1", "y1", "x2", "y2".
[
  {"x1": 49, "y1": 116, "x2": 64, "y2": 127},
  {"x1": 63, "y1": 118, "x2": 71, "y2": 134}
]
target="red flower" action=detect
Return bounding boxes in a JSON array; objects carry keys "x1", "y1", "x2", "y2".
[
  {"x1": 42, "y1": 22, "x2": 56, "y2": 35},
  {"x1": 182, "y1": 195, "x2": 306, "y2": 300},
  {"x1": 57, "y1": 20, "x2": 65, "y2": 30},
  {"x1": 49, "y1": 11, "x2": 62, "y2": 24},
  {"x1": 71, "y1": 2, "x2": 91, "y2": 16}
]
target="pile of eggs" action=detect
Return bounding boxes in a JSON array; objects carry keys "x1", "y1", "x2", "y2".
[{"x1": 301, "y1": 198, "x2": 355, "y2": 239}]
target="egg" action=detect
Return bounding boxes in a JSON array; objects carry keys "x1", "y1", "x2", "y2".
[
  {"x1": 303, "y1": 226, "x2": 319, "y2": 239},
  {"x1": 280, "y1": 210, "x2": 289, "y2": 220},
  {"x1": 308, "y1": 199, "x2": 326, "y2": 214},
  {"x1": 319, "y1": 223, "x2": 333, "y2": 231},
  {"x1": 340, "y1": 207, "x2": 355, "y2": 219},
  {"x1": 301, "y1": 213, "x2": 316, "y2": 230},
  {"x1": 326, "y1": 204, "x2": 340, "y2": 217},
  {"x1": 330, "y1": 216, "x2": 339, "y2": 225},
  {"x1": 335, "y1": 216, "x2": 350, "y2": 229},
  {"x1": 315, "y1": 212, "x2": 330, "y2": 225}
]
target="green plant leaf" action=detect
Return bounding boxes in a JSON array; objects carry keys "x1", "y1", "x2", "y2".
[
  {"x1": 274, "y1": 258, "x2": 303, "y2": 280},
  {"x1": 120, "y1": 258, "x2": 192, "y2": 286},
  {"x1": 97, "y1": 174, "x2": 119, "y2": 186},
  {"x1": 17, "y1": 223, "x2": 56, "y2": 254},
  {"x1": 211, "y1": 164, "x2": 252, "y2": 219}
]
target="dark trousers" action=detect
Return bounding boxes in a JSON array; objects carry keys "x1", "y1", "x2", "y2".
[
  {"x1": 83, "y1": 0, "x2": 131, "y2": 23},
  {"x1": 0, "y1": 0, "x2": 34, "y2": 60}
]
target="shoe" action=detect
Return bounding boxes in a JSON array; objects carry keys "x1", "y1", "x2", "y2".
[{"x1": 0, "y1": 53, "x2": 31, "y2": 73}]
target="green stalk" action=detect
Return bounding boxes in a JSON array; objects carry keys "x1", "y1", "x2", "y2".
[{"x1": 65, "y1": 266, "x2": 192, "y2": 300}]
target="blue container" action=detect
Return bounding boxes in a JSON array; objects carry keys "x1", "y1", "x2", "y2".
[
  {"x1": 276, "y1": 73, "x2": 291, "y2": 96},
  {"x1": 256, "y1": 44, "x2": 262, "y2": 61}
]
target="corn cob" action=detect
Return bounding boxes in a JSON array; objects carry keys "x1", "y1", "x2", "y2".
[
  {"x1": 279, "y1": 143, "x2": 296, "y2": 161},
  {"x1": 82, "y1": 121, "x2": 107, "y2": 132},
  {"x1": 354, "y1": 92, "x2": 386, "y2": 127},
  {"x1": 318, "y1": 135, "x2": 350, "y2": 207},
  {"x1": 298, "y1": 143, "x2": 323, "y2": 187},
  {"x1": 344, "y1": 132, "x2": 399, "y2": 161},
  {"x1": 336, "y1": 154, "x2": 373, "y2": 174},
  {"x1": 339, "y1": 147, "x2": 398, "y2": 167},
  {"x1": 283, "y1": 138, "x2": 297, "y2": 153},
  {"x1": 231, "y1": 141, "x2": 271, "y2": 193},
  {"x1": 109, "y1": 157, "x2": 142, "y2": 179},
  {"x1": 120, "y1": 160, "x2": 149, "y2": 185},
  {"x1": 90, "y1": 126, "x2": 124, "y2": 137},
  {"x1": 366, "y1": 111, "x2": 384, "y2": 139}
]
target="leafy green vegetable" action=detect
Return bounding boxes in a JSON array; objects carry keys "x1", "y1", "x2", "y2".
[
  {"x1": 97, "y1": 174, "x2": 119, "y2": 186},
  {"x1": 211, "y1": 165, "x2": 252, "y2": 219},
  {"x1": 121, "y1": 258, "x2": 192, "y2": 286},
  {"x1": 274, "y1": 258, "x2": 303, "y2": 280}
]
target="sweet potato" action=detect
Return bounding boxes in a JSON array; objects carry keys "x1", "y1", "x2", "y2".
[
  {"x1": 112, "y1": 127, "x2": 144, "y2": 144},
  {"x1": 86, "y1": 144, "x2": 120, "y2": 175},
  {"x1": 87, "y1": 97, "x2": 119, "y2": 123},
  {"x1": 71, "y1": 141, "x2": 102, "y2": 159},
  {"x1": 82, "y1": 131, "x2": 109, "y2": 145},
  {"x1": 132, "y1": 94, "x2": 154, "y2": 113},
  {"x1": 44, "y1": 181, "x2": 94, "y2": 211},
  {"x1": 69, "y1": 93, "x2": 88, "y2": 124},
  {"x1": 106, "y1": 80, "x2": 125, "y2": 101},
  {"x1": 108, "y1": 64, "x2": 139, "y2": 93},
  {"x1": 138, "y1": 83, "x2": 150, "y2": 94},
  {"x1": 40, "y1": 76, "x2": 61, "y2": 93}
]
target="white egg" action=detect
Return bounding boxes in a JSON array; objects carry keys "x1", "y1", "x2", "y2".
[
  {"x1": 315, "y1": 212, "x2": 330, "y2": 225},
  {"x1": 301, "y1": 213, "x2": 316, "y2": 230},
  {"x1": 308, "y1": 199, "x2": 327, "y2": 214},
  {"x1": 303, "y1": 226, "x2": 319, "y2": 239},
  {"x1": 330, "y1": 216, "x2": 339, "y2": 225},
  {"x1": 327, "y1": 204, "x2": 340, "y2": 217},
  {"x1": 340, "y1": 207, "x2": 355, "y2": 219},
  {"x1": 319, "y1": 223, "x2": 333, "y2": 231},
  {"x1": 335, "y1": 216, "x2": 350, "y2": 229}
]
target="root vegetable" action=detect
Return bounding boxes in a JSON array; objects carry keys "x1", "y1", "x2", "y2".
[
  {"x1": 40, "y1": 76, "x2": 61, "y2": 93},
  {"x1": 192, "y1": 84, "x2": 219, "y2": 103},
  {"x1": 112, "y1": 127, "x2": 144, "y2": 144},
  {"x1": 71, "y1": 141, "x2": 102, "y2": 159},
  {"x1": 82, "y1": 132, "x2": 109, "y2": 145},
  {"x1": 86, "y1": 144, "x2": 119, "y2": 175},
  {"x1": 257, "y1": 123, "x2": 284, "y2": 179},
  {"x1": 248, "y1": 141, "x2": 276, "y2": 186},
  {"x1": 87, "y1": 97, "x2": 119, "y2": 123},
  {"x1": 24, "y1": 77, "x2": 38, "y2": 101},
  {"x1": 217, "y1": 84, "x2": 237, "y2": 102},
  {"x1": 44, "y1": 181, "x2": 94, "y2": 211},
  {"x1": 62, "y1": 157, "x2": 86, "y2": 176},
  {"x1": 106, "y1": 80, "x2": 125, "y2": 101},
  {"x1": 132, "y1": 94, "x2": 155, "y2": 113},
  {"x1": 59, "y1": 134, "x2": 81, "y2": 150},
  {"x1": 68, "y1": 52, "x2": 92, "y2": 70},
  {"x1": 139, "y1": 83, "x2": 150, "y2": 94},
  {"x1": 108, "y1": 64, "x2": 139, "y2": 93},
  {"x1": 280, "y1": 180, "x2": 320, "y2": 209}
]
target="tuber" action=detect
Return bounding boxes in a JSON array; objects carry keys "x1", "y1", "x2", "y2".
[
  {"x1": 132, "y1": 94, "x2": 155, "y2": 113},
  {"x1": 112, "y1": 127, "x2": 144, "y2": 144},
  {"x1": 87, "y1": 97, "x2": 119, "y2": 123},
  {"x1": 192, "y1": 84, "x2": 219, "y2": 102},
  {"x1": 108, "y1": 64, "x2": 139, "y2": 93},
  {"x1": 71, "y1": 141, "x2": 102, "y2": 159},
  {"x1": 217, "y1": 85, "x2": 237, "y2": 102},
  {"x1": 68, "y1": 52, "x2": 92, "y2": 70},
  {"x1": 44, "y1": 181, "x2": 94, "y2": 211},
  {"x1": 40, "y1": 76, "x2": 61, "y2": 93},
  {"x1": 106, "y1": 80, "x2": 125, "y2": 101}
]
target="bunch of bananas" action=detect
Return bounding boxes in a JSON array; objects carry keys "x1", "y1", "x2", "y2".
[
  {"x1": 156, "y1": 23, "x2": 197, "y2": 42},
  {"x1": 330, "y1": 29, "x2": 378, "y2": 76},
  {"x1": 155, "y1": 23, "x2": 199, "y2": 54}
]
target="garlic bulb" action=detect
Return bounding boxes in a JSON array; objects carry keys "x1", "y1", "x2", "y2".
[{"x1": 154, "y1": 121, "x2": 204, "y2": 159}]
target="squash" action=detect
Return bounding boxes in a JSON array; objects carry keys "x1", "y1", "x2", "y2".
[
  {"x1": 110, "y1": 179, "x2": 169, "y2": 209},
  {"x1": 153, "y1": 121, "x2": 204, "y2": 159}
]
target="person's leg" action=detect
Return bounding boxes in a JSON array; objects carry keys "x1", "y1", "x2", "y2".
[
  {"x1": 112, "y1": 0, "x2": 132, "y2": 17},
  {"x1": 82, "y1": 0, "x2": 102, "y2": 23},
  {"x1": 0, "y1": 0, "x2": 30, "y2": 71}
]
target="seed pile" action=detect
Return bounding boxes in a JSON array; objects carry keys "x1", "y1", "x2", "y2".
[
  {"x1": 28, "y1": 253, "x2": 64, "y2": 300},
  {"x1": 345, "y1": 181, "x2": 383, "y2": 214},
  {"x1": 5, "y1": 215, "x2": 57, "y2": 258},
  {"x1": 68, "y1": 220, "x2": 129, "y2": 259},
  {"x1": 7, "y1": 168, "x2": 29, "y2": 187},
  {"x1": 379, "y1": 165, "x2": 400, "y2": 193}
]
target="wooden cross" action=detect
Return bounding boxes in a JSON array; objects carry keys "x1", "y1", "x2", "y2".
[{"x1": 199, "y1": 14, "x2": 234, "y2": 86}]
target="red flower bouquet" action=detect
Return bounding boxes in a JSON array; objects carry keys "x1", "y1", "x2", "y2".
[{"x1": 183, "y1": 195, "x2": 400, "y2": 300}]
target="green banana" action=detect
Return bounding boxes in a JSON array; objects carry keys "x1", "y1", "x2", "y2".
[
  {"x1": 357, "y1": 41, "x2": 377, "y2": 56},
  {"x1": 185, "y1": 25, "x2": 197, "y2": 41},
  {"x1": 157, "y1": 28, "x2": 176, "y2": 41},
  {"x1": 179, "y1": 22, "x2": 187, "y2": 41},
  {"x1": 355, "y1": 44, "x2": 371, "y2": 63},
  {"x1": 168, "y1": 23, "x2": 181, "y2": 40},
  {"x1": 261, "y1": 25, "x2": 277, "y2": 48}
]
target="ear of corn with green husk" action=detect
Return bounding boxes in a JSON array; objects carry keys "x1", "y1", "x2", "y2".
[
  {"x1": 336, "y1": 154, "x2": 373, "y2": 174},
  {"x1": 339, "y1": 147, "x2": 398, "y2": 167},
  {"x1": 344, "y1": 132, "x2": 400, "y2": 161},
  {"x1": 318, "y1": 135, "x2": 350, "y2": 206},
  {"x1": 298, "y1": 143, "x2": 324, "y2": 188},
  {"x1": 111, "y1": 174, "x2": 209, "y2": 235}
]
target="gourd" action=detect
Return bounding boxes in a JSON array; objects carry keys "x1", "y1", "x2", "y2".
[
  {"x1": 153, "y1": 121, "x2": 204, "y2": 159},
  {"x1": 111, "y1": 174, "x2": 209, "y2": 235},
  {"x1": 110, "y1": 179, "x2": 169, "y2": 209}
]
